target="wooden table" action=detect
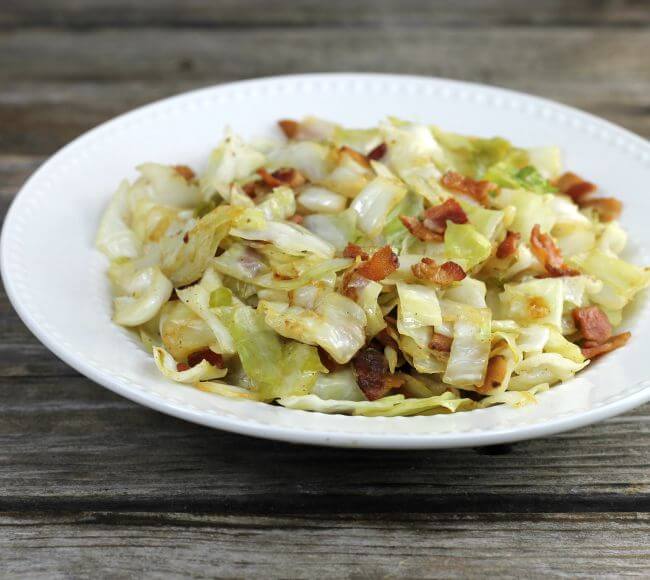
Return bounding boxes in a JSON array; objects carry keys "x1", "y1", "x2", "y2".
[{"x1": 2, "y1": 1, "x2": 649, "y2": 576}]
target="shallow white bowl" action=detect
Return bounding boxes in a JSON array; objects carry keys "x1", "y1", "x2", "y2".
[{"x1": 2, "y1": 73, "x2": 650, "y2": 448}]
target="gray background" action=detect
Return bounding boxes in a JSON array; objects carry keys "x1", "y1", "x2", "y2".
[{"x1": 1, "y1": 1, "x2": 649, "y2": 577}]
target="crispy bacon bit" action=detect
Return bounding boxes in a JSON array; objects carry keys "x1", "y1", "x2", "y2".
[
  {"x1": 356, "y1": 245, "x2": 399, "y2": 281},
  {"x1": 530, "y1": 224, "x2": 579, "y2": 277},
  {"x1": 430, "y1": 332, "x2": 453, "y2": 352},
  {"x1": 440, "y1": 171, "x2": 497, "y2": 206},
  {"x1": 367, "y1": 142, "x2": 387, "y2": 161},
  {"x1": 187, "y1": 348, "x2": 224, "y2": 368},
  {"x1": 399, "y1": 215, "x2": 443, "y2": 242},
  {"x1": 572, "y1": 306, "x2": 612, "y2": 344},
  {"x1": 422, "y1": 198, "x2": 468, "y2": 234},
  {"x1": 580, "y1": 197, "x2": 622, "y2": 223},
  {"x1": 176, "y1": 362, "x2": 190, "y2": 372},
  {"x1": 242, "y1": 181, "x2": 258, "y2": 197},
  {"x1": 411, "y1": 258, "x2": 466, "y2": 286},
  {"x1": 342, "y1": 243, "x2": 369, "y2": 260},
  {"x1": 340, "y1": 146, "x2": 371, "y2": 168},
  {"x1": 555, "y1": 172, "x2": 596, "y2": 202},
  {"x1": 257, "y1": 167, "x2": 307, "y2": 189},
  {"x1": 581, "y1": 332, "x2": 631, "y2": 359},
  {"x1": 278, "y1": 119, "x2": 300, "y2": 139},
  {"x1": 173, "y1": 165, "x2": 195, "y2": 182},
  {"x1": 288, "y1": 214, "x2": 304, "y2": 224},
  {"x1": 476, "y1": 355, "x2": 508, "y2": 394},
  {"x1": 496, "y1": 230, "x2": 521, "y2": 259},
  {"x1": 182, "y1": 232, "x2": 189, "y2": 244},
  {"x1": 352, "y1": 347, "x2": 403, "y2": 401}
]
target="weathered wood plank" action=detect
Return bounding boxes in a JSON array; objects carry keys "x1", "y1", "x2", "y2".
[
  {"x1": 0, "y1": 372, "x2": 649, "y2": 513},
  {"x1": 2, "y1": 512, "x2": 650, "y2": 578},
  {"x1": 2, "y1": 0, "x2": 649, "y2": 28},
  {"x1": 2, "y1": 27, "x2": 647, "y2": 83}
]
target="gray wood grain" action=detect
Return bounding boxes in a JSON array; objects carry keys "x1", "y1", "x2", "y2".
[{"x1": 3, "y1": 512, "x2": 650, "y2": 579}]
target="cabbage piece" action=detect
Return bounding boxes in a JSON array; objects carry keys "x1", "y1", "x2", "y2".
[
  {"x1": 569, "y1": 249, "x2": 650, "y2": 310},
  {"x1": 160, "y1": 205, "x2": 240, "y2": 286},
  {"x1": 350, "y1": 176, "x2": 407, "y2": 236},
  {"x1": 303, "y1": 208, "x2": 358, "y2": 251},
  {"x1": 596, "y1": 222, "x2": 627, "y2": 256},
  {"x1": 96, "y1": 180, "x2": 142, "y2": 260},
  {"x1": 491, "y1": 188, "x2": 556, "y2": 238},
  {"x1": 278, "y1": 394, "x2": 405, "y2": 415},
  {"x1": 527, "y1": 146, "x2": 562, "y2": 179},
  {"x1": 195, "y1": 381, "x2": 259, "y2": 400},
  {"x1": 212, "y1": 244, "x2": 270, "y2": 282},
  {"x1": 442, "y1": 303, "x2": 491, "y2": 387},
  {"x1": 484, "y1": 163, "x2": 557, "y2": 194},
  {"x1": 364, "y1": 391, "x2": 471, "y2": 416},
  {"x1": 442, "y1": 277, "x2": 487, "y2": 309},
  {"x1": 509, "y1": 353, "x2": 588, "y2": 390},
  {"x1": 355, "y1": 280, "x2": 386, "y2": 338},
  {"x1": 112, "y1": 266, "x2": 173, "y2": 326},
  {"x1": 159, "y1": 301, "x2": 215, "y2": 360},
  {"x1": 253, "y1": 258, "x2": 351, "y2": 291},
  {"x1": 153, "y1": 346, "x2": 227, "y2": 383},
  {"x1": 396, "y1": 282, "x2": 443, "y2": 333},
  {"x1": 137, "y1": 163, "x2": 202, "y2": 208},
  {"x1": 545, "y1": 329, "x2": 585, "y2": 363},
  {"x1": 231, "y1": 220, "x2": 335, "y2": 258},
  {"x1": 398, "y1": 334, "x2": 445, "y2": 374},
  {"x1": 444, "y1": 222, "x2": 492, "y2": 271},
  {"x1": 517, "y1": 324, "x2": 550, "y2": 354},
  {"x1": 321, "y1": 151, "x2": 372, "y2": 197},
  {"x1": 176, "y1": 271, "x2": 234, "y2": 354},
  {"x1": 201, "y1": 132, "x2": 265, "y2": 198},
  {"x1": 266, "y1": 141, "x2": 332, "y2": 181},
  {"x1": 383, "y1": 192, "x2": 424, "y2": 248},
  {"x1": 381, "y1": 121, "x2": 448, "y2": 175},
  {"x1": 332, "y1": 125, "x2": 382, "y2": 153},
  {"x1": 311, "y1": 368, "x2": 365, "y2": 401},
  {"x1": 258, "y1": 186, "x2": 296, "y2": 221},
  {"x1": 478, "y1": 384, "x2": 549, "y2": 408},
  {"x1": 500, "y1": 278, "x2": 564, "y2": 330},
  {"x1": 550, "y1": 195, "x2": 590, "y2": 227},
  {"x1": 298, "y1": 186, "x2": 347, "y2": 214},
  {"x1": 553, "y1": 223, "x2": 596, "y2": 258},
  {"x1": 223, "y1": 306, "x2": 326, "y2": 400},
  {"x1": 260, "y1": 292, "x2": 366, "y2": 364},
  {"x1": 460, "y1": 200, "x2": 505, "y2": 241}
]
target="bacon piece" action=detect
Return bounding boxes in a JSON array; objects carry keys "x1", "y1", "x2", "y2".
[
  {"x1": 399, "y1": 215, "x2": 443, "y2": 242},
  {"x1": 555, "y1": 172, "x2": 596, "y2": 202},
  {"x1": 572, "y1": 306, "x2": 612, "y2": 344},
  {"x1": 429, "y1": 332, "x2": 453, "y2": 352},
  {"x1": 441, "y1": 171, "x2": 497, "y2": 206},
  {"x1": 580, "y1": 197, "x2": 622, "y2": 223},
  {"x1": 530, "y1": 224, "x2": 579, "y2": 277},
  {"x1": 352, "y1": 347, "x2": 403, "y2": 401},
  {"x1": 496, "y1": 230, "x2": 521, "y2": 259},
  {"x1": 342, "y1": 243, "x2": 369, "y2": 260},
  {"x1": 182, "y1": 232, "x2": 189, "y2": 244},
  {"x1": 411, "y1": 258, "x2": 466, "y2": 286},
  {"x1": 356, "y1": 245, "x2": 399, "y2": 281},
  {"x1": 176, "y1": 362, "x2": 190, "y2": 372},
  {"x1": 376, "y1": 328, "x2": 399, "y2": 351},
  {"x1": 581, "y1": 332, "x2": 631, "y2": 359},
  {"x1": 422, "y1": 198, "x2": 468, "y2": 234},
  {"x1": 367, "y1": 142, "x2": 387, "y2": 161},
  {"x1": 173, "y1": 165, "x2": 195, "y2": 182},
  {"x1": 340, "y1": 146, "x2": 371, "y2": 168},
  {"x1": 476, "y1": 355, "x2": 507, "y2": 394},
  {"x1": 288, "y1": 214, "x2": 304, "y2": 224},
  {"x1": 187, "y1": 348, "x2": 224, "y2": 369},
  {"x1": 257, "y1": 167, "x2": 306, "y2": 189},
  {"x1": 278, "y1": 119, "x2": 300, "y2": 139}
]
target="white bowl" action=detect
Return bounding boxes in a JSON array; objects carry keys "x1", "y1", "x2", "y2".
[{"x1": 2, "y1": 73, "x2": 650, "y2": 449}]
